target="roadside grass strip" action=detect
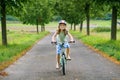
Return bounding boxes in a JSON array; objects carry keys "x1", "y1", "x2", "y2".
[
  {"x1": 0, "y1": 31, "x2": 49, "y2": 71},
  {"x1": 70, "y1": 30, "x2": 120, "y2": 64}
]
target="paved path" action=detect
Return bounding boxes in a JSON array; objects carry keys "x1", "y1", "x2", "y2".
[{"x1": 0, "y1": 33, "x2": 120, "y2": 80}]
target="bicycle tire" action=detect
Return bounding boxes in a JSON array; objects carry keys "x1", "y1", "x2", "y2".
[{"x1": 62, "y1": 55, "x2": 65, "y2": 75}]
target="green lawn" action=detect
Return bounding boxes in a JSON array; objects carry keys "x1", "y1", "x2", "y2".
[
  {"x1": 0, "y1": 21, "x2": 58, "y2": 27},
  {"x1": 4, "y1": 21, "x2": 34, "y2": 27},
  {"x1": 1, "y1": 20, "x2": 120, "y2": 61},
  {"x1": 70, "y1": 30, "x2": 120, "y2": 61},
  {"x1": 0, "y1": 21, "x2": 71, "y2": 28},
  {"x1": 89, "y1": 20, "x2": 111, "y2": 27},
  {"x1": 0, "y1": 31, "x2": 49, "y2": 63}
]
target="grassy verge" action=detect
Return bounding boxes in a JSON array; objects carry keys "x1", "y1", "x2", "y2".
[
  {"x1": 0, "y1": 31, "x2": 49, "y2": 71},
  {"x1": 88, "y1": 20, "x2": 111, "y2": 27},
  {"x1": 70, "y1": 30, "x2": 120, "y2": 62}
]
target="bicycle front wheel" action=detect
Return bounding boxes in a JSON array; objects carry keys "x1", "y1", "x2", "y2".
[{"x1": 62, "y1": 55, "x2": 65, "y2": 75}]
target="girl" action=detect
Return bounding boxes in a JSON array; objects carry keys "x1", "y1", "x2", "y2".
[{"x1": 52, "y1": 20, "x2": 74, "y2": 69}]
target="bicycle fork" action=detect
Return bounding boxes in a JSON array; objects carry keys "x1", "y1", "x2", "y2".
[{"x1": 60, "y1": 53, "x2": 67, "y2": 66}]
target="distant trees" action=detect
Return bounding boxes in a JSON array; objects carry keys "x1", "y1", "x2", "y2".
[
  {"x1": 1, "y1": 0, "x2": 120, "y2": 46},
  {"x1": 20, "y1": 0, "x2": 55, "y2": 33},
  {"x1": 54, "y1": 0, "x2": 85, "y2": 31},
  {"x1": 55, "y1": 0, "x2": 120, "y2": 40}
]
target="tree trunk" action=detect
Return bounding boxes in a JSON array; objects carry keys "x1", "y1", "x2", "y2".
[
  {"x1": 85, "y1": 3, "x2": 90, "y2": 35},
  {"x1": 43, "y1": 25, "x2": 45, "y2": 31},
  {"x1": 36, "y1": 19, "x2": 39, "y2": 34},
  {"x1": 41, "y1": 25, "x2": 43, "y2": 32},
  {"x1": 41, "y1": 25, "x2": 45, "y2": 32},
  {"x1": 111, "y1": 6, "x2": 117, "y2": 40},
  {"x1": 80, "y1": 21, "x2": 83, "y2": 32},
  {"x1": 70, "y1": 23, "x2": 73, "y2": 30},
  {"x1": 74, "y1": 23, "x2": 76, "y2": 31},
  {"x1": 1, "y1": 0, "x2": 7, "y2": 45}
]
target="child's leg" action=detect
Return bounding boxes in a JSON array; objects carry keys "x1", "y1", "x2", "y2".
[
  {"x1": 56, "y1": 45, "x2": 61, "y2": 69},
  {"x1": 56, "y1": 54, "x2": 60, "y2": 64},
  {"x1": 66, "y1": 48, "x2": 69, "y2": 57},
  {"x1": 65, "y1": 43, "x2": 71, "y2": 60},
  {"x1": 66, "y1": 48, "x2": 71, "y2": 60}
]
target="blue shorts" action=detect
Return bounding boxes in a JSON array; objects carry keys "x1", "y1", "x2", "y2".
[{"x1": 56, "y1": 43, "x2": 70, "y2": 54}]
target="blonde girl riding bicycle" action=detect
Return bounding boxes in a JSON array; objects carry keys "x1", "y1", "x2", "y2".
[{"x1": 51, "y1": 20, "x2": 74, "y2": 69}]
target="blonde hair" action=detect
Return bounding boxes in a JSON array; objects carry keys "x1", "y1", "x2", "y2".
[{"x1": 56, "y1": 24, "x2": 68, "y2": 36}]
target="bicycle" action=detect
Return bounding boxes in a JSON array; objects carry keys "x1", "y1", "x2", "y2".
[{"x1": 51, "y1": 41, "x2": 75, "y2": 75}]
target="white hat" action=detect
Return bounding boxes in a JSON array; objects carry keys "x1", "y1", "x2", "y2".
[{"x1": 59, "y1": 20, "x2": 67, "y2": 25}]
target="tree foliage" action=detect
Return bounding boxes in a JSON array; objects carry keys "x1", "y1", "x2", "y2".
[
  {"x1": 20, "y1": 0, "x2": 55, "y2": 32},
  {"x1": 21, "y1": 0, "x2": 53, "y2": 25},
  {"x1": 54, "y1": 0, "x2": 86, "y2": 31}
]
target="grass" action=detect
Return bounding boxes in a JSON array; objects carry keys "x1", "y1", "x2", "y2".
[
  {"x1": 89, "y1": 20, "x2": 111, "y2": 27},
  {"x1": 0, "y1": 20, "x2": 120, "y2": 62},
  {"x1": 70, "y1": 30, "x2": 120, "y2": 61},
  {"x1": 0, "y1": 21, "x2": 58, "y2": 27},
  {"x1": 0, "y1": 21, "x2": 71, "y2": 28},
  {"x1": 0, "y1": 31, "x2": 49, "y2": 70}
]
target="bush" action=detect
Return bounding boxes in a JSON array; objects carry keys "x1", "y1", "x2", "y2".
[
  {"x1": 92, "y1": 27, "x2": 111, "y2": 32},
  {"x1": 118, "y1": 28, "x2": 120, "y2": 32}
]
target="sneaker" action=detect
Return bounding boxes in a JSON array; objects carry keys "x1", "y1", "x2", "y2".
[{"x1": 56, "y1": 63, "x2": 59, "y2": 69}]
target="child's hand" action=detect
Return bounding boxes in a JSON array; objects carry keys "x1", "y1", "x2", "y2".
[
  {"x1": 69, "y1": 40, "x2": 75, "y2": 43},
  {"x1": 51, "y1": 41, "x2": 57, "y2": 45}
]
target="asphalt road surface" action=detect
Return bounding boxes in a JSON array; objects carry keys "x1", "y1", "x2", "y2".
[{"x1": 0, "y1": 33, "x2": 120, "y2": 80}]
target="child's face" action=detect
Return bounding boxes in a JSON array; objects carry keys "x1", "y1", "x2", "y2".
[{"x1": 59, "y1": 24, "x2": 66, "y2": 30}]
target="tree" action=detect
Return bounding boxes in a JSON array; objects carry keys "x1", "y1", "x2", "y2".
[
  {"x1": 83, "y1": 0, "x2": 95, "y2": 35},
  {"x1": 54, "y1": 0, "x2": 85, "y2": 31},
  {"x1": 85, "y1": 3, "x2": 90, "y2": 35},
  {"x1": 1, "y1": 0, "x2": 7, "y2": 46},
  {"x1": 20, "y1": 0, "x2": 55, "y2": 32},
  {"x1": 93, "y1": 0, "x2": 120, "y2": 40},
  {"x1": 74, "y1": 0, "x2": 93, "y2": 35},
  {"x1": 73, "y1": 0, "x2": 86, "y2": 32},
  {"x1": 111, "y1": 6, "x2": 117, "y2": 40},
  {"x1": 0, "y1": 0, "x2": 29, "y2": 45},
  {"x1": 73, "y1": 0, "x2": 94, "y2": 35}
]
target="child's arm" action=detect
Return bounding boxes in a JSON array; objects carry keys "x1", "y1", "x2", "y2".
[
  {"x1": 52, "y1": 31, "x2": 57, "y2": 42},
  {"x1": 68, "y1": 32, "x2": 74, "y2": 41}
]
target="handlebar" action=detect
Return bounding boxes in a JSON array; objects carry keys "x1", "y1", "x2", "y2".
[
  {"x1": 51, "y1": 41, "x2": 75, "y2": 45},
  {"x1": 51, "y1": 42, "x2": 57, "y2": 45},
  {"x1": 68, "y1": 41, "x2": 75, "y2": 43}
]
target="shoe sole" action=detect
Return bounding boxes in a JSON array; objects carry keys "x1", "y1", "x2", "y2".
[{"x1": 67, "y1": 58, "x2": 71, "y2": 60}]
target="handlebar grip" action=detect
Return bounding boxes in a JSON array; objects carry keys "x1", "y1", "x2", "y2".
[
  {"x1": 51, "y1": 42, "x2": 57, "y2": 44},
  {"x1": 69, "y1": 41, "x2": 75, "y2": 43}
]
